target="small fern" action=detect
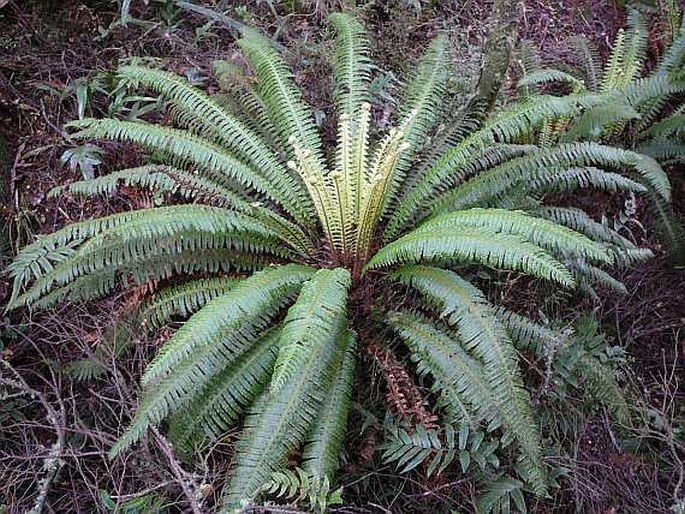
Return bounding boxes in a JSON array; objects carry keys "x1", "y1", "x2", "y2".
[
  {"x1": 8, "y1": 11, "x2": 670, "y2": 512},
  {"x1": 517, "y1": 9, "x2": 685, "y2": 259}
]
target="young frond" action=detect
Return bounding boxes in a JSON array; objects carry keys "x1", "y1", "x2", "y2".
[
  {"x1": 600, "y1": 9, "x2": 648, "y2": 93},
  {"x1": 329, "y1": 12, "x2": 371, "y2": 115}
]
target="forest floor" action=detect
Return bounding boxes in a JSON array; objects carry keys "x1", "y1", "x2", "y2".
[{"x1": 0, "y1": 1, "x2": 683, "y2": 513}]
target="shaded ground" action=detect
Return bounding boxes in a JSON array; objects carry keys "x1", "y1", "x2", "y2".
[{"x1": 0, "y1": 1, "x2": 683, "y2": 513}]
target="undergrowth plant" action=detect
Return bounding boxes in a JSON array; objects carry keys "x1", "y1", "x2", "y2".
[
  {"x1": 7, "y1": 12, "x2": 671, "y2": 512},
  {"x1": 518, "y1": 8, "x2": 685, "y2": 257}
]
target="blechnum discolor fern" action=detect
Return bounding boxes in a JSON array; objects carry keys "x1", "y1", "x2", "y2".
[
  {"x1": 8, "y1": 12, "x2": 670, "y2": 511},
  {"x1": 517, "y1": 8, "x2": 685, "y2": 257}
]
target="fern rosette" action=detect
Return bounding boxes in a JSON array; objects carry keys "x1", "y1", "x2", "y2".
[{"x1": 9, "y1": 12, "x2": 670, "y2": 511}]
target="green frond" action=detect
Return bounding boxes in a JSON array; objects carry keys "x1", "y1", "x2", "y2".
[
  {"x1": 385, "y1": 94, "x2": 607, "y2": 239},
  {"x1": 68, "y1": 118, "x2": 299, "y2": 214},
  {"x1": 28, "y1": 249, "x2": 265, "y2": 311},
  {"x1": 636, "y1": 140, "x2": 685, "y2": 164},
  {"x1": 574, "y1": 350, "x2": 630, "y2": 424},
  {"x1": 561, "y1": 100, "x2": 640, "y2": 142},
  {"x1": 477, "y1": 476, "x2": 527, "y2": 514},
  {"x1": 517, "y1": 68, "x2": 586, "y2": 91},
  {"x1": 329, "y1": 12, "x2": 371, "y2": 115},
  {"x1": 142, "y1": 264, "x2": 314, "y2": 389},
  {"x1": 367, "y1": 225, "x2": 574, "y2": 287},
  {"x1": 533, "y1": 166, "x2": 646, "y2": 196},
  {"x1": 386, "y1": 267, "x2": 546, "y2": 493},
  {"x1": 222, "y1": 315, "x2": 350, "y2": 509},
  {"x1": 138, "y1": 277, "x2": 237, "y2": 329},
  {"x1": 385, "y1": 34, "x2": 451, "y2": 212},
  {"x1": 166, "y1": 329, "x2": 281, "y2": 458},
  {"x1": 532, "y1": 206, "x2": 644, "y2": 253},
  {"x1": 260, "y1": 468, "x2": 343, "y2": 512},
  {"x1": 656, "y1": 20, "x2": 685, "y2": 74},
  {"x1": 9, "y1": 205, "x2": 290, "y2": 309},
  {"x1": 640, "y1": 113, "x2": 685, "y2": 139},
  {"x1": 386, "y1": 310, "x2": 496, "y2": 426},
  {"x1": 47, "y1": 163, "x2": 314, "y2": 255},
  {"x1": 625, "y1": 74, "x2": 685, "y2": 131},
  {"x1": 270, "y1": 268, "x2": 351, "y2": 393},
  {"x1": 570, "y1": 36, "x2": 603, "y2": 90},
  {"x1": 570, "y1": 259, "x2": 628, "y2": 295},
  {"x1": 49, "y1": 165, "x2": 180, "y2": 198},
  {"x1": 492, "y1": 306, "x2": 564, "y2": 355},
  {"x1": 238, "y1": 29, "x2": 326, "y2": 172},
  {"x1": 431, "y1": 142, "x2": 670, "y2": 215},
  {"x1": 110, "y1": 264, "x2": 314, "y2": 456},
  {"x1": 416, "y1": 208, "x2": 613, "y2": 264},
  {"x1": 212, "y1": 59, "x2": 281, "y2": 149},
  {"x1": 117, "y1": 65, "x2": 315, "y2": 224},
  {"x1": 302, "y1": 331, "x2": 356, "y2": 482}
]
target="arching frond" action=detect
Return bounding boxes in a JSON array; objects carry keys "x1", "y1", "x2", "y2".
[
  {"x1": 270, "y1": 268, "x2": 351, "y2": 393},
  {"x1": 385, "y1": 94, "x2": 607, "y2": 239},
  {"x1": 9, "y1": 205, "x2": 290, "y2": 309},
  {"x1": 386, "y1": 311, "x2": 496, "y2": 426},
  {"x1": 367, "y1": 226, "x2": 574, "y2": 287},
  {"x1": 416, "y1": 208, "x2": 612, "y2": 264},
  {"x1": 167, "y1": 328, "x2": 281, "y2": 458},
  {"x1": 517, "y1": 68, "x2": 585, "y2": 91},
  {"x1": 302, "y1": 332, "x2": 356, "y2": 482},
  {"x1": 222, "y1": 316, "x2": 350, "y2": 508},
  {"x1": 139, "y1": 277, "x2": 237, "y2": 330},
  {"x1": 561, "y1": 100, "x2": 640, "y2": 142},
  {"x1": 116, "y1": 65, "x2": 315, "y2": 224},
  {"x1": 68, "y1": 118, "x2": 298, "y2": 213},
  {"x1": 48, "y1": 165, "x2": 314, "y2": 254},
  {"x1": 532, "y1": 206, "x2": 646, "y2": 254},
  {"x1": 431, "y1": 142, "x2": 670, "y2": 215},
  {"x1": 110, "y1": 265, "x2": 315, "y2": 456},
  {"x1": 493, "y1": 306, "x2": 564, "y2": 355},
  {"x1": 387, "y1": 266, "x2": 546, "y2": 493}
]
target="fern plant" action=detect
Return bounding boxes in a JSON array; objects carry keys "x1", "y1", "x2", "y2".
[
  {"x1": 7, "y1": 12, "x2": 670, "y2": 511},
  {"x1": 518, "y1": 9, "x2": 685, "y2": 256}
]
